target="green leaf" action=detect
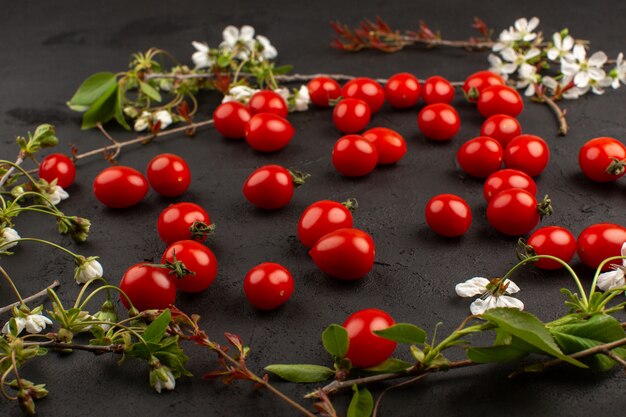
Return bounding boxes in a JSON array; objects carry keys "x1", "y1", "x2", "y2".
[
  {"x1": 139, "y1": 81, "x2": 162, "y2": 102},
  {"x1": 481, "y1": 308, "x2": 586, "y2": 368},
  {"x1": 81, "y1": 83, "x2": 118, "y2": 130},
  {"x1": 217, "y1": 55, "x2": 231, "y2": 68},
  {"x1": 68, "y1": 72, "x2": 117, "y2": 110},
  {"x1": 362, "y1": 358, "x2": 412, "y2": 373},
  {"x1": 322, "y1": 324, "x2": 349, "y2": 359},
  {"x1": 143, "y1": 309, "x2": 171, "y2": 343},
  {"x1": 273, "y1": 65, "x2": 294, "y2": 75},
  {"x1": 467, "y1": 345, "x2": 528, "y2": 363},
  {"x1": 347, "y1": 385, "x2": 373, "y2": 417},
  {"x1": 113, "y1": 85, "x2": 130, "y2": 130},
  {"x1": 264, "y1": 364, "x2": 335, "y2": 383},
  {"x1": 374, "y1": 323, "x2": 426, "y2": 344}
]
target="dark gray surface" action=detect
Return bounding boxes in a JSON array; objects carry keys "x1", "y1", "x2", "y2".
[{"x1": 1, "y1": 1, "x2": 626, "y2": 416}]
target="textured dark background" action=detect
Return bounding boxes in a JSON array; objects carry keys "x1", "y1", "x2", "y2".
[{"x1": 1, "y1": 0, "x2": 626, "y2": 416}]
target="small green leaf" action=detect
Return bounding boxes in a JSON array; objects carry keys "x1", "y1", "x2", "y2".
[
  {"x1": 81, "y1": 83, "x2": 118, "y2": 130},
  {"x1": 217, "y1": 55, "x2": 231, "y2": 68},
  {"x1": 481, "y1": 308, "x2": 586, "y2": 368},
  {"x1": 467, "y1": 345, "x2": 528, "y2": 363},
  {"x1": 362, "y1": 358, "x2": 412, "y2": 373},
  {"x1": 374, "y1": 323, "x2": 426, "y2": 344},
  {"x1": 113, "y1": 85, "x2": 130, "y2": 130},
  {"x1": 322, "y1": 324, "x2": 349, "y2": 359},
  {"x1": 410, "y1": 345, "x2": 425, "y2": 362},
  {"x1": 264, "y1": 364, "x2": 334, "y2": 383},
  {"x1": 68, "y1": 72, "x2": 117, "y2": 110},
  {"x1": 143, "y1": 309, "x2": 171, "y2": 343},
  {"x1": 347, "y1": 385, "x2": 373, "y2": 417},
  {"x1": 139, "y1": 81, "x2": 162, "y2": 102}
]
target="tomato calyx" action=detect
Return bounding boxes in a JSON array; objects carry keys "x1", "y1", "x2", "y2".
[
  {"x1": 288, "y1": 169, "x2": 311, "y2": 188},
  {"x1": 328, "y1": 96, "x2": 343, "y2": 106},
  {"x1": 341, "y1": 198, "x2": 359, "y2": 212},
  {"x1": 515, "y1": 238, "x2": 538, "y2": 262},
  {"x1": 536, "y1": 195, "x2": 553, "y2": 219},
  {"x1": 147, "y1": 250, "x2": 195, "y2": 279},
  {"x1": 189, "y1": 221, "x2": 216, "y2": 240},
  {"x1": 606, "y1": 158, "x2": 626, "y2": 176},
  {"x1": 465, "y1": 87, "x2": 480, "y2": 101}
]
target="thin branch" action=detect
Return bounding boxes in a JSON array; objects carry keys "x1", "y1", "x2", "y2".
[
  {"x1": 95, "y1": 123, "x2": 122, "y2": 161},
  {"x1": 27, "y1": 341, "x2": 124, "y2": 354},
  {"x1": 604, "y1": 350, "x2": 626, "y2": 369},
  {"x1": 0, "y1": 280, "x2": 60, "y2": 314},
  {"x1": 0, "y1": 153, "x2": 25, "y2": 189},
  {"x1": 542, "y1": 96, "x2": 568, "y2": 136}
]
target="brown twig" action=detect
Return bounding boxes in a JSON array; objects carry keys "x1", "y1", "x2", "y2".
[
  {"x1": 0, "y1": 280, "x2": 60, "y2": 314},
  {"x1": 542, "y1": 96, "x2": 568, "y2": 136},
  {"x1": 26, "y1": 341, "x2": 125, "y2": 354}
]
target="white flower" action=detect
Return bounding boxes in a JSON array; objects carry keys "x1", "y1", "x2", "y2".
[
  {"x1": 48, "y1": 185, "x2": 69, "y2": 205},
  {"x1": 516, "y1": 63, "x2": 539, "y2": 96},
  {"x1": 501, "y1": 47, "x2": 541, "y2": 68},
  {"x1": 561, "y1": 44, "x2": 607, "y2": 89},
  {"x1": 154, "y1": 110, "x2": 172, "y2": 129},
  {"x1": 294, "y1": 85, "x2": 311, "y2": 111},
  {"x1": 150, "y1": 358, "x2": 176, "y2": 393},
  {"x1": 488, "y1": 54, "x2": 516, "y2": 78},
  {"x1": 273, "y1": 87, "x2": 290, "y2": 100},
  {"x1": 220, "y1": 25, "x2": 255, "y2": 59},
  {"x1": 513, "y1": 17, "x2": 540, "y2": 42},
  {"x1": 2, "y1": 313, "x2": 52, "y2": 336},
  {"x1": 547, "y1": 32, "x2": 574, "y2": 61},
  {"x1": 222, "y1": 85, "x2": 259, "y2": 104},
  {"x1": 597, "y1": 243, "x2": 626, "y2": 292},
  {"x1": 191, "y1": 41, "x2": 214, "y2": 69},
  {"x1": 455, "y1": 277, "x2": 524, "y2": 315},
  {"x1": 0, "y1": 227, "x2": 20, "y2": 251},
  {"x1": 609, "y1": 52, "x2": 626, "y2": 89},
  {"x1": 153, "y1": 369, "x2": 176, "y2": 393},
  {"x1": 134, "y1": 111, "x2": 151, "y2": 132},
  {"x1": 256, "y1": 34, "x2": 277, "y2": 60},
  {"x1": 134, "y1": 110, "x2": 172, "y2": 132},
  {"x1": 74, "y1": 256, "x2": 104, "y2": 284},
  {"x1": 2, "y1": 317, "x2": 25, "y2": 335}
]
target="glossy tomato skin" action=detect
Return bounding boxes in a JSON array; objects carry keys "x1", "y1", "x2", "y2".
[
  {"x1": 578, "y1": 137, "x2": 626, "y2": 182},
  {"x1": 362, "y1": 127, "x2": 407, "y2": 164},
  {"x1": 298, "y1": 200, "x2": 354, "y2": 248},
  {"x1": 247, "y1": 90, "x2": 288, "y2": 117},
  {"x1": 147, "y1": 153, "x2": 191, "y2": 197},
  {"x1": 333, "y1": 98, "x2": 371, "y2": 133},
  {"x1": 243, "y1": 165, "x2": 294, "y2": 209},
  {"x1": 463, "y1": 70, "x2": 505, "y2": 102},
  {"x1": 504, "y1": 134, "x2": 550, "y2": 177},
  {"x1": 332, "y1": 135, "x2": 379, "y2": 177},
  {"x1": 243, "y1": 263, "x2": 294, "y2": 310},
  {"x1": 483, "y1": 169, "x2": 537, "y2": 202},
  {"x1": 384, "y1": 73, "x2": 421, "y2": 108},
  {"x1": 417, "y1": 103, "x2": 460, "y2": 141},
  {"x1": 527, "y1": 226, "x2": 576, "y2": 270},
  {"x1": 341, "y1": 77, "x2": 385, "y2": 113},
  {"x1": 487, "y1": 189, "x2": 540, "y2": 236},
  {"x1": 161, "y1": 240, "x2": 218, "y2": 293},
  {"x1": 93, "y1": 166, "x2": 149, "y2": 209},
  {"x1": 157, "y1": 202, "x2": 211, "y2": 244},
  {"x1": 244, "y1": 113, "x2": 295, "y2": 152},
  {"x1": 477, "y1": 85, "x2": 524, "y2": 118},
  {"x1": 120, "y1": 263, "x2": 176, "y2": 311},
  {"x1": 577, "y1": 223, "x2": 626, "y2": 271},
  {"x1": 39, "y1": 153, "x2": 76, "y2": 188},
  {"x1": 480, "y1": 114, "x2": 522, "y2": 147},
  {"x1": 456, "y1": 136, "x2": 503, "y2": 178},
  {"x1": 307, "y1": 77, "x2": 341, "y2": 107},
  {"x1": 425, "y1": 194, "x2": 472, "y2": 237},
  {"x1": 343, "y1": 309, "x2": 397, "y2": 368},
  {"x1": 309, "y1": 228, "x2": 375, "y2": 280},
  {"x1": 213, "y1": 102, "x2": 252, "y2": 139},
  {"x1": 422, "y1": 76, "x2": 455, "y2": 104}
]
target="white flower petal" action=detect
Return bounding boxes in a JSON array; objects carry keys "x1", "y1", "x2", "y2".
[
  {"x1": 222, "y1": 25, "x2": 239, "y2": 47},
  {"x1": 455, "y1": 277, "x2": 490, "y2": 298},
  {"x1": 573, "y1": 44, "x2": 586, "y2": 62},
  {"x1": 574, "y1": 71, "x2": 590, "y2": 88},
  {"x1": 597, "y1": 270, "x2": 626, "y2": 291},
  {"x1": 562, "y1": 35, "x2": 574, "y2": 51},
  {"x1": 588, "y1": 51, "x2": 608, "y2": 67},
  {"x1": 504, "y1": 279, "x2": 521, "y2": 294},
  {"x1": 495, "y1": 295, "x2": 525, "y2": 310},
  {"x1": 470, "y1": 296, "x2": 498, "y2": 315},
  {"x1": 527, "y1": 17, "x2": 540, "y2": 32},
  {"x1": 587, "y1": 67, "x2": 606, "y2": 81},
  {"x1": 239, "y1": 25, "x2": 255, "y2": 41},
  {"x1": 191, "y1": 41, "x2": 209, "y2": 53},
  {"x1": 501, "y1": 47, "x2": 518, "y2": 63}
]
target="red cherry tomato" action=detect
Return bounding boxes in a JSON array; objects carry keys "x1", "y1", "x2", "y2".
[
  {"x1": 38, "y1": 153, "x2": 76, "y2": 188},
  {"x1": 483, "y1": 169, "x2": 537, "y2": 202},
  {"x1": 332, "y1": 135, "x2": 378, "y2": 177},
  {"x1": 422, "y1": 76, "x2": 455, "y2": 104},
  {"x1": 384, "y1": 72, "x2": 420, "y2": 108},
  {"x1": 341, "y1": 77, "x2": 385, "y2": 113},
  {"x1": 119, "y1": 263, "x2": 176, "y2": 311},
  {"x1": 578, "y1": 137, "x2": 626, "y2": 182},
  {"x1": 577, "y1": 223, "x2": 626, "y2": 271},
  {"x1": 243, "y1": 262, "x2": 294, "y2": 310},
  {"x1": 463, "y1": 70, "x2": 505, "y2": 102},
  {"x1": 487, "y1": 189, "x2": 546, "y2": 236},
  {"x1": 213, "y1": 102, "x2": 252, "y2": 139},
  {"x1": 362, "y1": 127, "x2": 407, "y2": 164},
  {"x1": 480, "y1": 114, "x2": 522, "y2": 148},
  {"x1": 526, "y1": 226, "x2": 576, "y2": 270},
  {"x1": 425, "y1": 194, "x2": 472, "y2": 237},
  {"x1": 504, "y1": 134, "x2": 550, "y2": 177},
  {"x1": 93, "y1": 166, "x2": 148, "y2": 209},
  {"x1": 157, "y1": 202, "x2": 213, "y2": 245},
  {"x1": 146, "y1": 153, "x2": 191, "y2": 197},
  {"x1": 161, "y1": 240, "x2": 218, "y2": 293},
  {"x1": 333, "y1": 98, "x2": 371, "y2": 133},
  {"x1": 477, "y1": 85, "x2": 524, "y2": 118},
  {"x1": 417, "y1": 103, "x2": 460, "y2": 141},
  {"x1": 309, "y1": 228, "x2": 375, "y2": 280},
  {"x1": 243, "y1": 165, "x2": 299, "y2": 209},
  {"x1": 307, "y1": 77, "x2": 341, "y2": 107},
  {"x1": 343, "y1": 308, "x2": 397, "y2": 368},
  {"x1": 244, "y1": 113, "x2": 295, "y2": 152},
  {"x1": 247, "y1": 90, "x2": 288, "y2": 117},
  {"x1": 456, "y1": 137, "x2": 503, "y2": 178},
  {"x1": 298, "y1": 200, "x2": 355, "y2": 248}
]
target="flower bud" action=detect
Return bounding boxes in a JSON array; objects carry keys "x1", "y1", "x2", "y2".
[
  {"x1": 149, "y1": 357, "x2": 176, "y2": 393},
  {"x1": 18, "y1": 389, "x2": 36, "y2": 415},
  {"x1": 73, "y1": 256, "x2": 104, "y2": 284},
  {"x1": 0, "y1": 227, "x2": 20, "y2": 251}
]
